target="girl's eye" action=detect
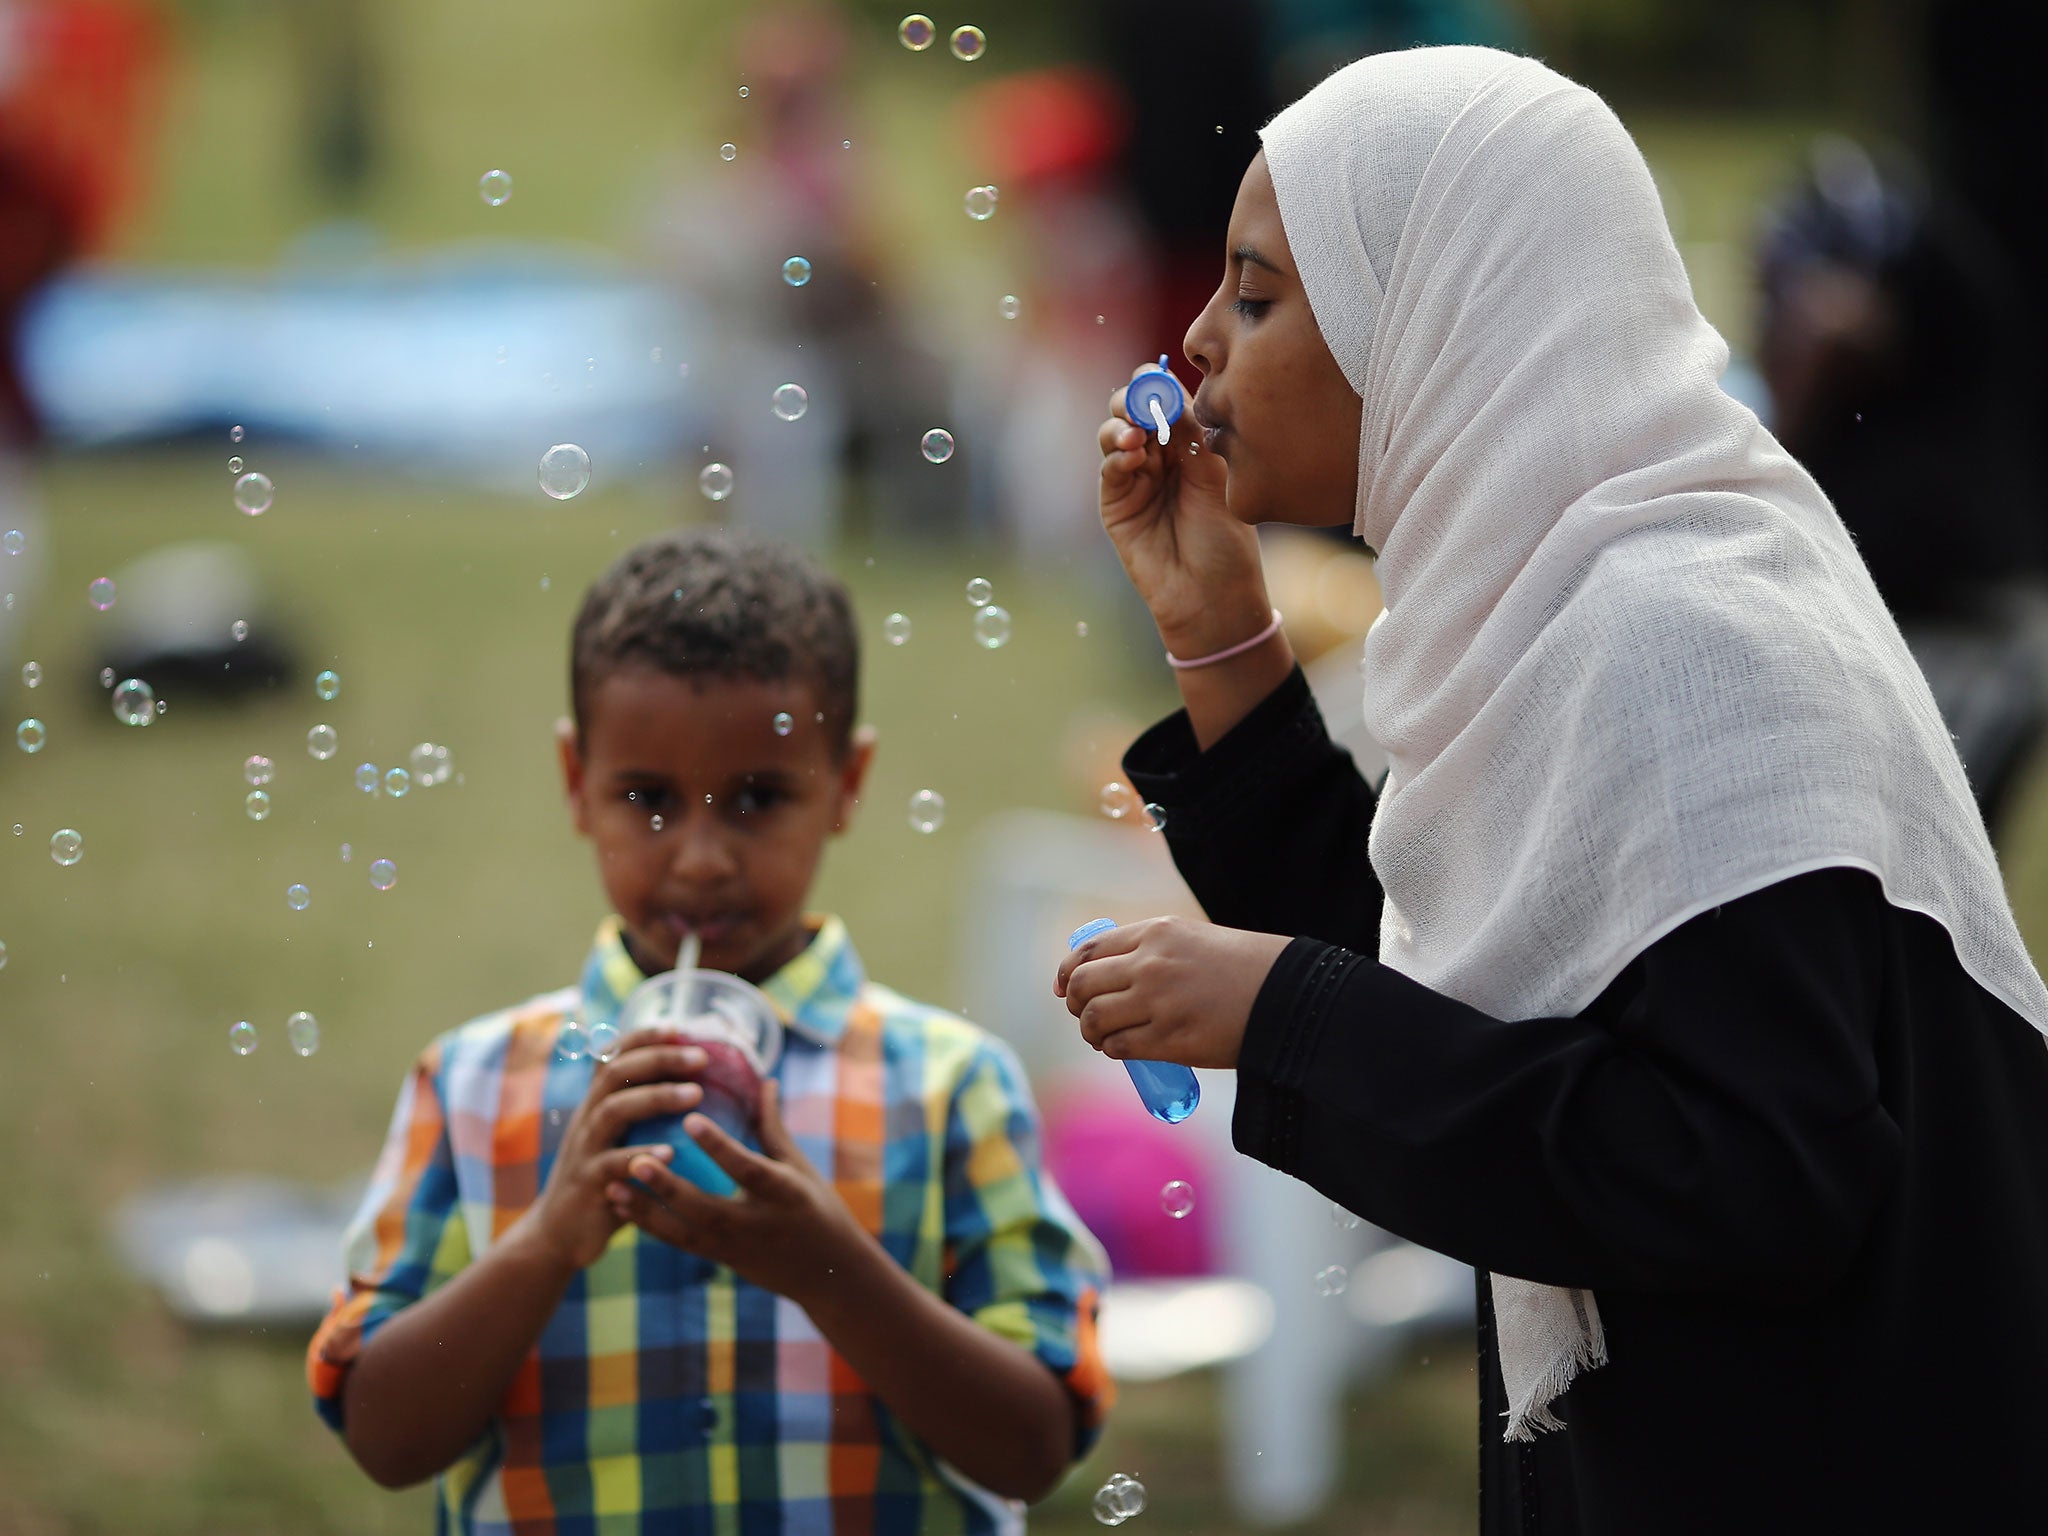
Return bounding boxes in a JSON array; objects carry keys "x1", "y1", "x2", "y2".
[{"x1": 1231, "y1": 297, "x2": 1271, "y2": 321}]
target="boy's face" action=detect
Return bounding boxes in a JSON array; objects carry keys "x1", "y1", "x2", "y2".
[{"x1": 559, "y1": 666, "x2": 875, "y2": 983}]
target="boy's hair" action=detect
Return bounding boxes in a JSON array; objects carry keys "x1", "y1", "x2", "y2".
[{"x1": 571, "y1": 527, "x2": 860, "y2": 755}]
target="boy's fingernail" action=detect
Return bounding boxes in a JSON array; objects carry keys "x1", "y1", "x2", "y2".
[{"x1": 630, "y1": 1158, "x2": 661, "y2": 1180}]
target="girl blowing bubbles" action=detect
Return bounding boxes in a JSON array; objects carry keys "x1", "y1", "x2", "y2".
[{"x1": 1059, "y1": 45, "x2": 2048, "y2": 1535}]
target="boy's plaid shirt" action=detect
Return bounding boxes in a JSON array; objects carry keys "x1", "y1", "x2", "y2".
[{"x1": 307, "y1": 914, "x2": 1114, "y2": 1535}]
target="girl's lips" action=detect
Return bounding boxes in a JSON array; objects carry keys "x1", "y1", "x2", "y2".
[{"x1": 1202, "y1": 424, "x2": 1228, "y2": 457}]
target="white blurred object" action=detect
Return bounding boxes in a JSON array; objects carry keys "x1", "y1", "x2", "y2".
[
  {"x1": 110, "y1": 1175, "x2": 364, "y2": 1326},
  {"x1": 1098, "y1": 1278, "x2": 1274, "y2": 1382}
]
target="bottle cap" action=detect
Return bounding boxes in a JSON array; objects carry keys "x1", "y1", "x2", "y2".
[{"x1": 1125, "y1": 355, "x2": 1186, "y2": 432}]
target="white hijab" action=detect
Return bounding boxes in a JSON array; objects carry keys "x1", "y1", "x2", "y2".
[{"x1": 1261, "y1": 46, "x2": 2048, "y2": 1441}]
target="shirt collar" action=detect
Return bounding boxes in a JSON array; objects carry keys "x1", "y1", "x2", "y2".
[{"x1": 578, "y1": 914, "x2": 862, "y2": 1048}]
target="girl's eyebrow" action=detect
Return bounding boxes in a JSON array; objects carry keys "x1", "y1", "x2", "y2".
[{"x1": 1234, "y1": 244, "x2": 1283, "y2": 275}]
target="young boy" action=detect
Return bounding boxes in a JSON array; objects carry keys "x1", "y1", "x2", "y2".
[{"x1": 307, "y1": 528, "x2": 1114, "y2": 1533}]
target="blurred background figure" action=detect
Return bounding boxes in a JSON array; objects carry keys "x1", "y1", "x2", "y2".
[
  {"x1": 1757, "y1": 135, "x2": 2048, "y2": 840},
  {"x1": 648, "y1": 1, "x2": 953, "y2": 548},
  {"x1": 0, "y1": 0, "x2": 162, "y2": 687}
]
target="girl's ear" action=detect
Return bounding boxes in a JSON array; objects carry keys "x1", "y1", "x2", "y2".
[
  {"x1": 832, "y1": 725, "x2": 879, "y2": 833},
  {"x1": 555, "y1": 717, "x2": 593, "y2": 837}
]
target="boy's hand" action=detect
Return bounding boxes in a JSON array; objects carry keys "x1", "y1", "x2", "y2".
[
  {"x1": 606, "y1": 1079, "x2": 870, "y2": 1308},
  {"x1": 519, "y1": 1028, "x2": 710, "y2": 1273},
  {"x1": 1054, "y1": 916, "x2": 1293, "y2": 1070}
]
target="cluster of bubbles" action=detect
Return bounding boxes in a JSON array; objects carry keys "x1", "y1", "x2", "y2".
[
  {"x1": 227, "y1": 1010, "x2": 322, "y2": 1057},
  {"x1": 1091, "y1": 1473, "x2": 1147, "y2": 1526},
  {"x1": 1159, "y1": 1180, "x2": 1195, "y2": 1220},
  {"x1": 699, "y1": 462, "x2": 735, "y2": 502},
  {"x1": 50, "y1": 828, "x2": 83, "y2": 867},
  {"x1": 479, "y1": 169, "x2": 513, "y2": 207},
  {"x1": 235, "y1": 471, "x2": 274, "y2": 516},
  {"x1": 961, "y1": 576, "x2": 1011, "y2": 650},
  {"x1": 921, "y1": 428, "x2": 954, "y2": 464},
  {"x1": 538, "y1": 443, "x2": 591, "y2": 500},
  {"x1": 907, "y1": 789, "x2": 945, "y2": 834},
  {"x1": 87, "y1": 577, "x2": 117, "y2": 611},
  {"x1": 111, "y1": 678, "x2": 155, "y2": 727},
  {"x1": 896, "y1": 16, "x2": 986, "y2": 59},
  {"x1": 557, "y1": 1016, "x2": 625, "y2": 1063},
  {"x1": 883, "y1": 611, "x2": 911, "y2": 646},
  {"x1": 409, "y1": 741, "x2": 455, "y2": 786},
  {"x1": 771, "y1": 383, "x2": 808, "y2": 422},
  {"x1": 964, "y1": 185, "x2": 998, "y2": 221}
]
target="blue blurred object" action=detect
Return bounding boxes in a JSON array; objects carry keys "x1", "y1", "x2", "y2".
[
  {"x1": 1068, "y1": 918, "x2": 1202, "y2": 1124},
  {"x1": 18, "y1": 245, "x2": 704, "y2": 486}
]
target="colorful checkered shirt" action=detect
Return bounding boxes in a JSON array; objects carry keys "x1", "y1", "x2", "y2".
[{"x1": 307, "y1": 914, "x2": 1114, "y2": 1535}]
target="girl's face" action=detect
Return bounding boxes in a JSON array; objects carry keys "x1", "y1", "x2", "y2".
[{"x1": 1183, "y1": 151, "x2": 1363, "y2": 529}]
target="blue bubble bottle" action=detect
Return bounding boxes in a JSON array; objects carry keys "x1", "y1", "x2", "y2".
[
  {"x1": 1068, "y1": 918, "x2": 1201, "y2": 1124},
  {"x1": 1126, "y1": 356, "x2": 1188, "y2": 444}
]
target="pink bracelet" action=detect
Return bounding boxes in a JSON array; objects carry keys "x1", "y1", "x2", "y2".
[{"x1": 1165, "y1": 608, "x2": 1284, "y2": 669}]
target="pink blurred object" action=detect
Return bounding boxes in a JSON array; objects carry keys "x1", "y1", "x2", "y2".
[{"x1": 1041, "y1": 1081, "x2": 1217, "y2": 1279}]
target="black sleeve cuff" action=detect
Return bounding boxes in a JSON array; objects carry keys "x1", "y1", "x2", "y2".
[
  {"x1": 1121, "y1": 666, "x2": 1337, "y2": 840},
  {"x1": 1232, "y1": 936, "x2": 1368, "y2": 1177}
]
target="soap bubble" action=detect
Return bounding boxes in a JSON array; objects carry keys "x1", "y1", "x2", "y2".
[
  {"x1": 538, "y1": 443, "x2": 590, "y2": 499},
  {"x1": 737, "y1": 85, "x2": 749, "y2": 98},
  {"x1": 243, "y1": 754, "x2": 274, "y2": 786},
  {"x1": 949, "y1": 25, "x2": 986, "y2": 60},
  {"x1": 369, "y1": 858, "x2": 398, "y2": 891},
  {"x1": 307, "y1": 724, "x2": 338, "y2": 761},
  {"x1": 1160, "y1": 1180, "x2": 1195, "y2": 1219},
  {"x1": 907, "y1": 789, "x2": 945, "y2": 834},
  {"x1": 20, "y1": 661, "x2": 38, "y2": 688},
  {"x1": 340, "y1": 842, "x2": 351, "y2": 862},
  {"x1": 286, "y1": 883, "x2": 311, "y2": 911},
  {"x1": 87, "y1": 577, "x2": 116, "y2": 610},
  {"x1": 1330, "y1": 1202, "x2": 1363, "y2": 1230},
  {"x1": 1143, "y1": 802, "x2": 1167, "y2": 833},
  {"x1": 999, "y1": 294, "x2": 1020, "y2": 320},
  {"x1": 1113, "y1": 1477, "x2": 1146, "y2": 1519},
  {"x1": 228, "y1": 1021, "x2": 259, "y2": 1055},
  {"x1": 408, "y1": 741, "x2": 453, "y2": 787},
  {"x1": 719, "y1": 142, "x2": 737, "y2": 161},
  {"x1": 230, "y1": 424, "x2": 245, "y2": 443},
  {"x1": 1, "y1": 529, "x2": 21, "y2": 554},
  {"x1": 772, "y1": 711, "x2": 794, "y2": 736},
  {"x1": 15, "y1": 718, "x2": 45, "y2": 753},
  {"x1": 964, "y1": 576, "x2": 993, "y2": 605},
  {"x1": 314, "y1": 669, "x2": 340, "y2": 701},
  {"x1": 1099, "y1": 781, "x2": 1134, "y2": 820},
  {"x1": 479, "y1": 168, "x2": 513, "y2": 206},
  {"x1": 234, "y1": 471, "x2": 274, "y2": 515},
  {"x1": 782, "y1": 256, "x2": 812, "y2": 287},
  {"x1": 384, "y1": 767, "x2": 410, "y2": 797},
  {"x1": 557, "y1": 1021, "x2": 589, "y2": 1061},
  {"x1": 1091, "y1": 1487, "x2": 1125, "y2": 1526},
  {"x1": 897, "y1": 13, "x2": 935, "y2": 49},
  {"x1": 884, "y1": 612, "x2": 912, "y2": 646},
  {"x1": 699, "y1": 462, "x2": 735, "y2": 501},
  {"x1": 49, "y1": 828, "x2": 82, "y2": 866},
  {"x1": 972, "y1": 605, "x2": 1012, "y2": 649},
  {"x1": 588, "y1": 1021, "x2": 621, "y2": 1061},
  {"x1": 154, "y1": 699, "x2": 167, "y2": 717},
  {"x1": 286, "y1": 1010, "x2": 320, "y2": 1056},
  {"x1": 1076, "y1": 621, "x2": 1090, "y2": 638},
  {"x1": 228, "y1": 456, "x2": 243, "y2": 474},
  {"x1": 0, "y1": 940, "x2": 7, "y2": 969},
  {"x1": 1314, "y1": 1264, "x2": 1348, "y2": 1297},
  {"x1": 231, "y1": 619, "x2": 249, "y2": 642},
  {"x1": 921, "y1": 428, "x2": 954, "y2": 463},
  {"x1": 111, "y1": 678, "x2": 155, "y2": 726},
  {"x1": 964, "y1": 184, "x2": 998, "y2": 220},
  {"x1": 354, "y1": 763, "x2": 377, "y2": 793},
  {"x1": 771, "y1": 383, "x2": 809, "y2": 421},
  {"x1": 244, "y1": 790, "x2": 272, "y2": 820},
  {"x1": 99, "y1": 667, "x2": 113, "y2": 688}
]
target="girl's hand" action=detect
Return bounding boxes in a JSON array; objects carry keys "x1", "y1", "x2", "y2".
[
  {"x1": 605, "y1": 1080, "x2": 871, "y2": 1310},
  {"x1": 1054, "y1": 915, "x2": 1293, "y2": 1070},
  {"x1": 1098, "y1": 365, "x2": 1274, "y2": 658}
]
